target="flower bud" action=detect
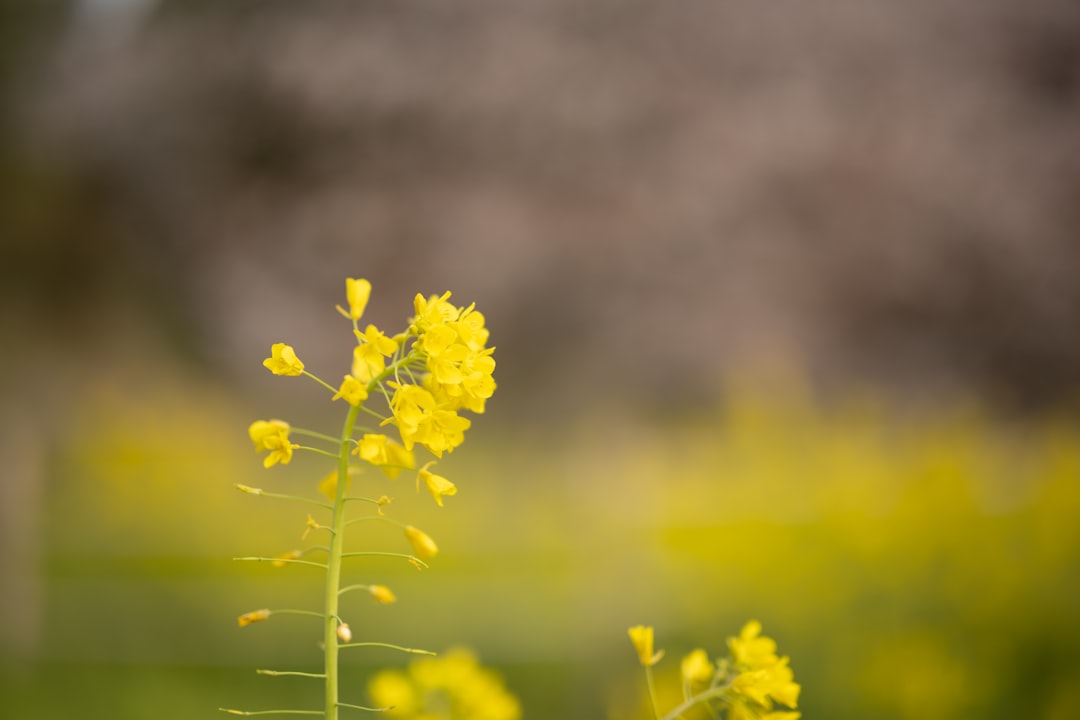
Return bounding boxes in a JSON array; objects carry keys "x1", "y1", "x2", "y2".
[
  {"x1": 337, "y1": 623, "x2": 352, "y2": 643},
  {"x1": 369, "y1": 585, "x2": 396, "y2": 604},
  {"x1": 237, "y1": 609, "x2": 271, "y2": 628},
  {"x1": 404, "y1": 526, "x2": 438, "y2": 560}
]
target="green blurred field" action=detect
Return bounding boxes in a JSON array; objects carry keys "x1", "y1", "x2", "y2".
[{"x1": 3, "y1": 362, "x2": 1079, "y2": 719}]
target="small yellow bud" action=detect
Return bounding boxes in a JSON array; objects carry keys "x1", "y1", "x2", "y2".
[
  {"x1": 302, "y1": 514, "x2": 321, "y2": 540},
  {"x1": 238, "y1": 609, "x2": 271, "y2": 628},
  {"x1": 404, "y1": 525, "x2": 438, "y2": 560},
  {"x1": 271, "y1": 550, "x2": 301, "y2": 567},
  {"x1": 408, "y1": 557, "x2": 425, "y2": 571},
  {"x1": 681, "y1": 648, "x2": 714, "y2": 684},
  {"x1": 628, "y1": 625, "x2": 664, "y2": 667},
  {"x1": 235, "y1": 484, "x2": 263, "y2": 495},
  {"x1": 369, "y1": 585, "x2": 397, "y2": 604},
  {"x1": 337, "y1": 623, "x2": 352, "y2": 643}
]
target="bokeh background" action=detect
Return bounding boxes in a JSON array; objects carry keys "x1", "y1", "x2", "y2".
[{"x1": 3, "y1": 1, "x2": 1080, "y2": 718}]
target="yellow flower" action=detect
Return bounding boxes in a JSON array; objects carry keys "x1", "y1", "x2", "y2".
[
  {"x1": 353, "y1": 324, "x2": 398, "y2": 378},
  {"x1": 237, "y1": 609, "x2": 271, "y2": 628},
  {"x1": 248, "y1": 419, "x2": 297, "y2": 468},
  {"x1": 451, "y1": 303, "x2": 490, "y2": 351},
  {"x1": 418, "y1": 462, "x2": 457, "y2": 507},
  {"x1": 369, "y1": 648, "x2": 520, "y2": 720},
  {"x1": 681, "y1": 648, "x2": 714, "y2": 684},
  {"x1": 355, "y1": 433, "x2": 389, "y2": 465},
  {"x1": 412, "y1": 290, "x2": 459, "y2": 332},
  {"x1": 369, "y1": 585, "x2": 396, "y2": 604},
  {"x1": 332, "y1": 374, "x2": 368, "y2": 406},
  {"x1": 337, "y1": 277, "x2": 372, "y2": 321},
  {"x1": 262, "y1": 343, "x2": 305, "y2": 376},
  {"x1": 404, "y1": 525, "x2": 439, "y2": 560},
  {"x1": 728, "y1": 620, "x2": 779, "y2": 670},
  {"x1": 628, "y1": 625, "x2": 664, "y2": 667},
  {"x1": 382, "y1": 439, "x2": 414, "y2": 480}
]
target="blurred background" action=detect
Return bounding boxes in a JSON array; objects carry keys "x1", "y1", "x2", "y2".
[{"x1": 2, "y1": 1, "x2": 1080, "y2": 718}]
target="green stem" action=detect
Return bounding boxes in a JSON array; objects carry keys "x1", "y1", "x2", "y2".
[
  {"x1": 303, "y1": 371, "x2": 339, "y2": 395},
  {"x1": 256, "y1": 670, "x2": 327, "y2": 678},
  {"x1": 235, "y1": 485, "x2": 333, "y2": 510},
  {"x1": 645, "y1": 666, "x2": 662, "y2": 720},
  {"x1": 340, "y1": 551, "x2": 427, "y2": 568},
  {"x1": 295, "y1": 446, "x2": 340, "y2": 460},
  {"x1": 658, "y1": 684, "x2": 732, "y2": 720},
  {"x1": 233, "y1": 557, "x2": 328, "y2": 570},
  {"x1": 338, "y1": 642, "x2": 436, "y2": 655},
  {"x1": 337, "y1": 702, "x2": 389, "y2": 712},
  {"x1": 291, "y1": 428, "x2": 343, "y2": 445},
  {"x1": 325, "y1": 404, "x2": 361, "y2": 720},
  {"x1": 220, "y1": 710, "x2": 324, "y2": 716}
]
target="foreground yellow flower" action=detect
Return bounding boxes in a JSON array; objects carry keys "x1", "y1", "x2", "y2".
[
  {"x1": 332, "y1": 374, "x2": 368, "y2": 406},
  {"x1": 262, "y1": 343, "x2": 305, "y2": 376},
  {"x1": 418, "y1": 462, "x2": 457, "y2": 507},
  {"x1": 628, "y1": 625, "x2": 664, "y2": 667},
  {"x1": 404, "y1": 525, "x2": 439, "y2": 560},
  {"x1": 341, "y1": 277, "x2": 372, "y2": 320},
  {"x1": 729, "y1": 620, "x2": 779, "y2": 669}
]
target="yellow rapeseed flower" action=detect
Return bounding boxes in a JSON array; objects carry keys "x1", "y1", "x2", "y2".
[
  {"x1": 628, "y1": 625, "x2": 664, "y2": 667},
  {"x1": 418, "y1": 462, "x2": 457, "y2": 507},
  {"x1": 681, "y1": 648, "x2": 714, "y2": 684},
  {"x1": 339, "y1": 277, "x2": 371, "y2": 320},
  {"x1": 262, "y1": 343, "x2": 305, "y2": 376},
  {"x1": 404, "y1": 525, "x2": 439, "y2": 560},
  {"x1": 332, "y1": 374, "x2": 368, "y2": 406},
  {"x1": 248, "y1": 419, "x2": 297, "y2": 468},
  {"x1": 353, "y1": 324, "x2": 398, "y2": 378}
]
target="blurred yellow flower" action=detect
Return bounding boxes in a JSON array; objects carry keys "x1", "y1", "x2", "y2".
[
  {"x1": 369, "y1": 648, "x2": 520, "y2": 720},
  {"x1": 248, "y1": 419, "x2": 297, "y2": 468},
  {"x1": 418, "y1": 462, "x2": 457, "y2": 507},
  {"x1": 237, "y1": 609, "x2": 271, "y2": 628},
  {"x1": 369, "y1": 585, "x2": 396, "y2": 604},
  {"x1": 262, "y1": 343, "x2": 305, "y2": 376},
  {"x1": 681, "y1": 648, "x2": 714, "y2": 684},
  {"x1": 271, "y1": 549, "x2": 301, "y2": 567},
  {"x1": 628, "y1": 625, "x2": 664, "y2": 667},
  {"x1": 404, "y1": 525, "x2": 439, "y2": 560}
]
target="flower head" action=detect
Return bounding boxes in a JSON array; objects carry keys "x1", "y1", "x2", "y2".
[
  {"x1": 262, "y1": 343, "x2": 305, "y2": 376},
  {"x1": 332, "y1": 374, "x2": 368, "y2": 406},
  {"x1": 628, "y1": 625, "x2": 664, "y2": 667},
  {"x1": 340, "y1": 278, "x2": 372, "y2": 321},
  {"x1": 248, "y1": 419, "x2": 297, "y2": 468},
  {"x1": 682, "y1": 648, "x2": 714, "y2": 684}
]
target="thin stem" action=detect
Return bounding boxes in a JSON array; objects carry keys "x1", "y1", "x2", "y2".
[
  {"x1": 658, "y1": 684, "x2": 732, "y2": 720},
  {"x1": 337, "y1": 702, "x2": 390, "y2": 712},
  {"x1": 340, "y1": 551, "x2": 428, "y2": 568},
  {"x1": 303, "y1": 371, "x2": 339, "y2": 395},
  {"x1": 236, "y1": 485, "x2": 333, "y2": 511},
  {"x1": 220, "y1": 710, "x2": 324, "y2": 717},
  {"x1": 295, "y1": 446, "x2": 340, "y2": 460},
  {"x1": 291, "y1": 428, "x2": 343, "y2": 445},
  {"x1": 344, "y1": 515, "x2": 406, "y2": 530},
  {"x1": 266, "y1": 609, "x2": 324, "y2": 620},
  {"x1": 234, "y1": 557, "x2": 328, "y2": 570},
  {"x1": 339, "y1": 642, "x2": 436, "y2": 656},
  {"x1": 341, "y1": 496, "x2": 387, "y2": 505},
  {"x1": 257, "y1": 670, "x2": 327, "y2": 679},
  {"x1": 645, "y1": 666, "x2": 662, "y2": 720}
]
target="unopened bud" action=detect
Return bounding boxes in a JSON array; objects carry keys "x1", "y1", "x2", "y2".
[
  {"x1": 337, "y1": 623, "x2": 352, "y2": 643},
  {"x1": 369, "y1": 585, "x2": 397, "y2": 604},
  {"x1": 235, "y1": 484, "x2": 263, "y2": 495},
  {"x1": 237, "y1": 609, "x2": 271, "y2": 628},
  {"x1": 404, "y1": 526, "x2": 438, "y2": 560}
]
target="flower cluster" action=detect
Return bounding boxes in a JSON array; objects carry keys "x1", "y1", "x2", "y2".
[
  {"x1": 227, "y1": 278, "x2": 506, "y2": 720},
  {"x1": 368, "y1": 648, "x2": 521, "y2": 720},
  {"x1": 629, "y1": 621, "x2": 801, "y2": 720},
  {"x1": 249, "y1": 278, "x2": 496, "y2": 506}
]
